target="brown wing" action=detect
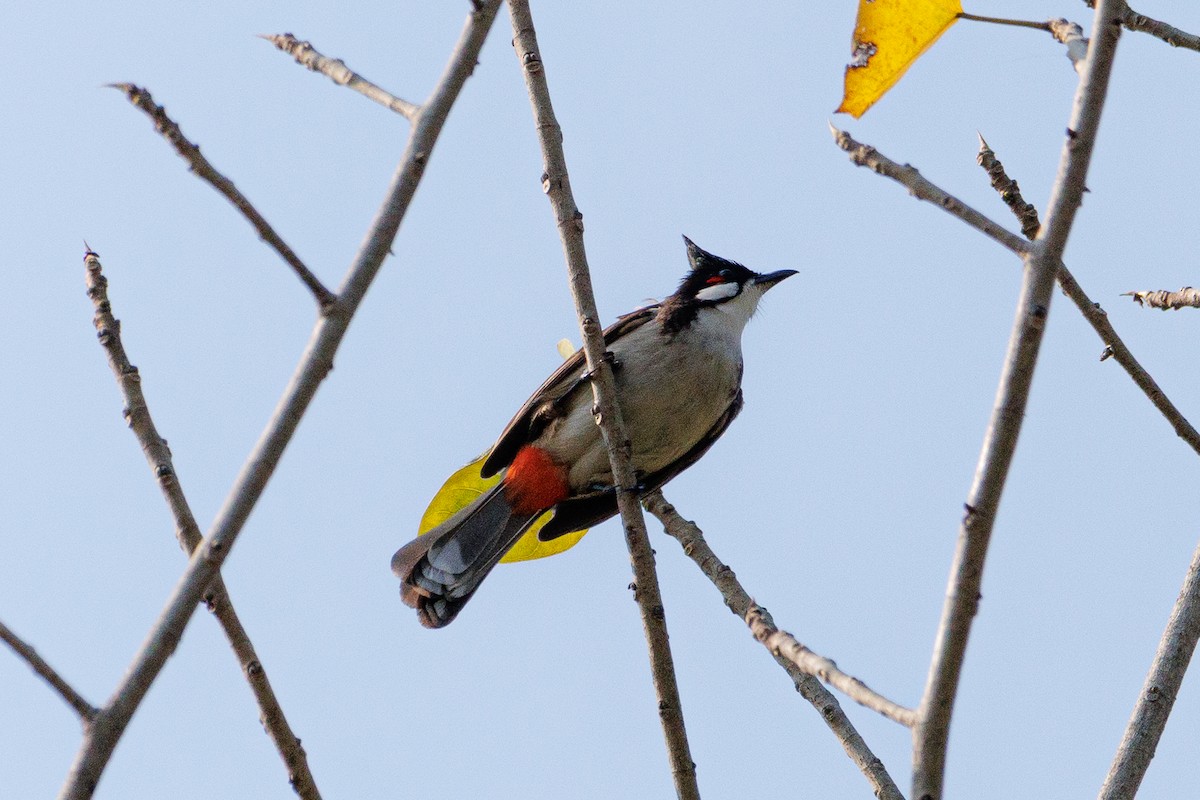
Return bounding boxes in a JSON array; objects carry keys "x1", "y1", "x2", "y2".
[
  {"x1": 479, "y1": 305, "x2": 660, "y2": 478},
  {"x1": 536, "y1": 389, "x2": 744, "y2": 540}
]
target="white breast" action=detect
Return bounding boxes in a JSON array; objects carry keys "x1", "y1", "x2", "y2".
[{"x1": 540, "y1": 306, "x2": 748, "y2": 490}]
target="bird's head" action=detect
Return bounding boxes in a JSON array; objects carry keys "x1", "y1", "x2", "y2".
[{"x1": 658, "y1": 236, "x2": 797, "y2": 334}]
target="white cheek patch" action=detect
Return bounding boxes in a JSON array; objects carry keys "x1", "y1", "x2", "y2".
[{"x1": 695, "y1": 281, "x2": 740, "y2": 303}]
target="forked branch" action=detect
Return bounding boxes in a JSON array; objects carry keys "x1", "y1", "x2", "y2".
[
  {"x1": 745, "y1": 606, "x2": 918, "y2": 728},
  {"x1": 1085, "y1": 1, "x2": 1200, "y2": 51},
  {"x1": 0, "y1": 618, "x2": 96, "y2": 722},
  {"x1": 976, "y1": 139, "x2": 1200, "y2": 456},
  {"x1": 59, "y1": 4, "x2": 503, "y2": 796},
  {"x1": 643, "y1": 491, "x2": 906, "y2": 800},
  {"x1": 112, "y1": 84, "x2": 335, "y2": 307},
  {"x1": 84, "y1": 249, "x2": 321, "y2": 800},
  {"x1": 956, "y1": 15, "x2": 1088, "y2": 71},
  {"x1": 912, "y1": 2, "x2": 1125, "y2": 796},
  {"x1": 830, "y1": 125, "x2": 1030, "y2": 256}
]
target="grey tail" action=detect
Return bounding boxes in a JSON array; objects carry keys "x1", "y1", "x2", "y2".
[{"x1": 391, "y1": 483, "x2": 540, "y2": 628}]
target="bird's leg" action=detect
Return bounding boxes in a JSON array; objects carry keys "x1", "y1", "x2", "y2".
[
  {"x1": 590, "y1": 350, "x2": 623, "y2": 376},
  {"x1": 558, "y1": 352, "x2": 623, "y2": 409}
]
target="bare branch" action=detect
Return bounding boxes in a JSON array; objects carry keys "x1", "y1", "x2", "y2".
[
  {"x1": 1099, "y1": 542, "x2": 1200, "y2": 798},
  {"x1": 83, "y1": 249, "x2": 322, "y2": 800},
  {"x1": 1049, "y1": 19, "x2": 1090, "y2": 72},
  {"x1": 955, "y1": 13, "x2": 1051, "y2": 32},
  {"x1": 110, "y1": 83, "x2": 336, "y2": 307},
  {"x1": 261, "y1": 34, "x2": 420, "y2": 120},
  {"x1": 60, "y1": 5, "x2": 504, "y2": 796},
  {"x1": 977, "y1": 138, "x2": 1200, "y2": 457},
  {"x1": 913, "y1": 3, "x2": 1126, "y2": 797},
  {"x1": 640, "y1": 496, "x2": 915, "y2": 727},
  {"x1": 956, "y1": 15, "x2": 1089, "y2": 72},
  {"x1": 745, "y1": 607, "x2": 918, "y2": 728},
  {"x1": 1122, "y1": 288, "x2": 1200, "y2": 310},
  {"x1": 0, "y1": 618, "x2": 97, "y2": 722},
  {"x1": 1119, "y1": 6, "x2": 1200, "y2": 50},
  {"x1": 976, "y1": 135, "x2": 1042, "y2": 239},
  {"x1": 1084, "y1": 1, "x2": 1200, "y2": 51},
  {"x1": 506, "y1": 4, "x2": 699, "y2": 797},
  {"x1": 643, "y1": 492, "x2": 907, "y2": 800},
  {"x1": 830, "y1": 124, "x2": 1031, "y2": 257}
]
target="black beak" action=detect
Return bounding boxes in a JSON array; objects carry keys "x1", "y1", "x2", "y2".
[{"x1": 752, "y1": 269, "x2": 798, "y2": 290}]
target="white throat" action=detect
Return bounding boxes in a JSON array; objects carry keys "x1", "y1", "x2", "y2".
[{"x1": 703, "y1": 283, "x2": 763, "y2": 340}]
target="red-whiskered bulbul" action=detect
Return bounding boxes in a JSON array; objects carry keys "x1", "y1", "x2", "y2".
[{"x1": 392, "y1": 237, "x2": 796, "y2": 627}]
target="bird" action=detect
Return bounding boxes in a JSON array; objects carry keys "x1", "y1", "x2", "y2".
[{"x1": 392, "y1": 236, "x2": 796, "y2": 627}]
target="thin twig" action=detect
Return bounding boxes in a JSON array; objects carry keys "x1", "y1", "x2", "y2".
[
  {"x1": 1085, "y1": 1, "x2": 1200, "y2": 52},
  {"x1": 1122, "y1": 288, "x2": 1200, "y2": 310},
  {"x1": 83, "y1": 249, "x2": 321, "y2": 800},
  {"x1": 643, "y1": 492, "x2": 907, "y2": 800},
  {"x1": 956, "y1": 13, "x2": 1050, "y2": 32},
  {"x1": 1120, "y1": 6, "x2": 1200, "y2": 51},
  {"x1": 956, "y1": 13, "x2": 1088, "y2": 72},
  {"x1": 977, "y1": 138, "x2": 1200, "y2": 457},
  {"x1": 976, "y1": 135, "x2": 1042, "y2": 239},
  {"x1": 1098, "y1": 541, "x2": 1200, "y2": 798},
  {"x1": 830, "y1": 124, "x2": 1031, "y2": 257},
  {"x1": 506, "y1": 4, "x2": 699, "y2": 798},
  {"x1": 912, "y1": 3, "x2": 1125, "y2": 797},
  {"x1": 745, "y1": 607, "x2": 918, "y2": 728},
  {"x1": 110, "y1": 83, "x2": 336, "y2": 308},
  {"x1": 0, "y1": 618, "x2": 97, "y2": 722},
  {"x1": 59, "y1": 4, "x2": 504, "y2": 797},
  {"x1": 261, "y1": 34, "x2": 421, "y2": 120},
  {"x1": 639, "y1": 498, "x2": 916, "y2": 727}
]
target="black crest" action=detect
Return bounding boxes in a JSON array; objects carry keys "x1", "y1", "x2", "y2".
[{"x1": 657, "y1": 236, "x2": 755, "y2": 334}]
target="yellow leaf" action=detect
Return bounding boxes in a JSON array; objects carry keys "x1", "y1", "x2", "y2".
[
  {"x1": 837, "y1": 0, "x2": 962, "y2": 118},
  {"x1": 556, "y1": 338, "x2": 576, "y2": 359},
  {"x1": 418, "y1": 454, "x2": 588, "y2": 564}
]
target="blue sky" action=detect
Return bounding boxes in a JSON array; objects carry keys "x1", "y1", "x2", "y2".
[{"x1": 3, "y1": 2, "x2": 1199, "y2": 798}]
